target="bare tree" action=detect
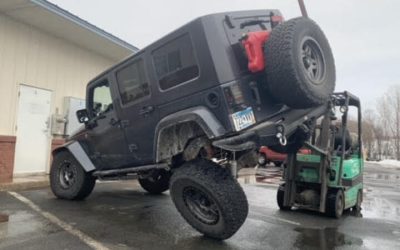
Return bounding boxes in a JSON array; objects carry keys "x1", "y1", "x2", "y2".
[
  {"x1": 377, "y1": 85, "x2": 400, "y2": 160},
  {"x1": 374, "y1": 125, "x2": 384, "y2": 160},
  {"x1": 362, "y1": 109, "x2": 376, "y2": 159},
  {"x1": 363, "y1": 109, "x2": 385, "y2": 160}
]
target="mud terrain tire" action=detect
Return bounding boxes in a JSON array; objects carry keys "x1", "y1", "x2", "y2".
[
  {"x1": 170, "y1": 159, "x2": 248, "y2": 240},
  {"x1": 50, "y1": 151, "x2": 96, "y2": 200},
  {"x1": 265, "y1": 17, "x2": 335, "y2": 108}
]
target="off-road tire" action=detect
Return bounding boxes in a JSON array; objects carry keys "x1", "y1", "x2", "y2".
[
  {"x1": 170, "y1": 159, "x2": 248, "y2": 240},
  {"x1": 50, "y1": 151, "x2": 96, "y2": 200},
  {"x1": 264, "y1": 17, "x2": 335, "y2": 108},
  {"x1": 138, "y1": 169, "x2": 171, "y2": 194},
  {"x1": 326, "y1": 189, "x2": 344, "y2": 218},
  {"x1": 277, "y1": 185, "x2": 291, "y2": 210}
]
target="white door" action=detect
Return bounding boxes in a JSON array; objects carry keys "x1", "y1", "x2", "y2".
[{"x1": 14, "y1": 85, "x2": 52, "y2": 175}]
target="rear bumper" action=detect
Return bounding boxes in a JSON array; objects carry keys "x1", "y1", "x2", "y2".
[{"x1": 212, "y1": 104, "x2": 328, "y2": 151}]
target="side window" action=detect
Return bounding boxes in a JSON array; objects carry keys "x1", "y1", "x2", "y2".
[
  {"x1": 89, "y1": 80, "x2": 113, "y2": 117},
  {"x1": 116, "y1": 59, "x2": 150, "y2": 105},
  {"x1": 152, "y1": 34, "x2": 199, "y2": 90}
]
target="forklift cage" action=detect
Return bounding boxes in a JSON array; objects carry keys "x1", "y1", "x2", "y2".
[{"x1": 283, "y1": 91, "x2": 362, "y2": 212}]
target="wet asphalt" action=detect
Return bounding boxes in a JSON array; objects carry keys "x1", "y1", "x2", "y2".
[{"x1": 0, "y1": 162, "x2": 399, "y2": 250}]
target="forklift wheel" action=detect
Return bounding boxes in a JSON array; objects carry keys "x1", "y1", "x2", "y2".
[
  {"x1": 277, "y1": 188, "x2": 291, "y2": 210},
  {"x1": 326, "y1": 189, "x2": 344, "y2": 218},
  {"x1": 352, "y1": 190, "x2": 362, "y2": 211}
]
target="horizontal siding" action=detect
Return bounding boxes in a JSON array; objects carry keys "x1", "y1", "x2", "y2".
[{"x1": 0, "y1": 13, "x2": 116, "y2": 135}]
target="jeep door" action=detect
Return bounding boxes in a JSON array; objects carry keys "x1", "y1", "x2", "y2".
[
  {"x1": 112, "y1": 56, "x2": 158, "y2": 166},
  {"x1": 81, "y1": 77, "x2": 130, "y2": 169}
]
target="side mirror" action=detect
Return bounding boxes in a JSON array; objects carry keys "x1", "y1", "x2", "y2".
[{"x1": 76, "y1": 109, "x2": 89, "y2": 124}]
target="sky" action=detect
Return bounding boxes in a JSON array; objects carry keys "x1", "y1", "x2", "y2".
[{"x1": 50, "y1": 0, "x2": 400, "y2": 110}]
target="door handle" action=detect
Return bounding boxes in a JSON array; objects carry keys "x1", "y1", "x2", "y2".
[{"x1": 139, "y1": 106, "x2": 154, "y2": 116}]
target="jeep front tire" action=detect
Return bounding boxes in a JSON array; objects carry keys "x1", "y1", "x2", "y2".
[
  {"x1": 50, "y1": 151, "x2": 96, "y2": 200},
  {"x1": 169, "y1": 159, "x2": 248, "y2": 240}
]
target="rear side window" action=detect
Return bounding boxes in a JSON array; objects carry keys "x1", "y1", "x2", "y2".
[
  {"x1": 152, "y1": 34, "x2": 199, "y2": 90},
  {"x1": 116, "y1": 59, "x2": 150, "y2": 105}
]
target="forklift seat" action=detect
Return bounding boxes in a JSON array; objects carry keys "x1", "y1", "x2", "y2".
[{"x1": 334, "y1": 127, "x2": 354, "y2": 157}]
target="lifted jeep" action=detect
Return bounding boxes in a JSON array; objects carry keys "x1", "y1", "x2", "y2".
[{"x1": 50, "y1": 9, "x2": 335, "y2": 239}]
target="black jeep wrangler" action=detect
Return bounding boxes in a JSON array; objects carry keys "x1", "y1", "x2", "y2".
[{"x1": 50, "y1": 9, "x2": 335, "y2": 239}]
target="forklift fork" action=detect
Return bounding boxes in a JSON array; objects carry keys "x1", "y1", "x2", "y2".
[{"x1": 282, "y1": 108, "x2": 333, "y2": 212}]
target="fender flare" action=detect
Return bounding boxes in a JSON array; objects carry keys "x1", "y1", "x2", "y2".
[
  {"x1": 154, "y1": 106, "x2": 226, "y2": 161},
  {"x1": 52, "y1": 141, "x2": 96, "y2": 172}
]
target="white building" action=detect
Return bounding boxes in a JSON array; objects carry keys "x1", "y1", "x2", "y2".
[{"x1": 0, "y1": 0, "x2": 137, "y2": 181}]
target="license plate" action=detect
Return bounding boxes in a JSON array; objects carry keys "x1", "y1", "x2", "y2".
[{"x1": 231, "y1": 107, "x2": 256, "y2": 131}]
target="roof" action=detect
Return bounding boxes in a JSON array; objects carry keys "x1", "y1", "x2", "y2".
[{"x1": 0, "y1": 0, "x2": 138, "y2": 61}]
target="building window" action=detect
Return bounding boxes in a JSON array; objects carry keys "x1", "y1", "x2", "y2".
[
  {"x1": 116, "y1": 59, "x2": 150, "y2": 105},
  {"x1": 152, "y1": 34, "x2": 199, "y2": 90}
]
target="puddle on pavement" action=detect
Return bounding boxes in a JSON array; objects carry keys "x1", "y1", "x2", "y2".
[
  {"x1": 0, "y1": 210, "x2": 60, "y2": 239},
  {"x1": 0, "y1": 213, "x2": 9, "y2": 223},
  {"x1": 294, "y1": 227, "x2": 363, "y2": 250}
]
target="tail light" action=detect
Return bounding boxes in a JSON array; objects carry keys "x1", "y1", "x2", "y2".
[{"x1": 224, "y1": 84, "x2": 244, "y2": 108}]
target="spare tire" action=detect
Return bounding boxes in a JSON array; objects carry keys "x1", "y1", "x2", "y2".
[{"x1": 264, "y1": 17, "x2": 335, "y2": 108}]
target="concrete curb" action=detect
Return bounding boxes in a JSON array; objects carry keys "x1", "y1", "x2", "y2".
[{"x1": 0, "y1": 179, "x2": 49, "y2": 192}]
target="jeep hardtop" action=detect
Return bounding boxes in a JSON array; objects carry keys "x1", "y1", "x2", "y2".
[{"x1": 50, "y1": 9, "x2": 335, "y2": 239}]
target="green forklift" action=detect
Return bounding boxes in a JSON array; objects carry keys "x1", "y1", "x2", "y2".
[{"x1": 277, "y1": 92, "x2": 363, "y2": 218}]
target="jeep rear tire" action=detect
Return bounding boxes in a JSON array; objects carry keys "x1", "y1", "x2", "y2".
[
  {"x1": 50, "y1": 151, "x2": 96, "y2": 200},
  {"x1": 170, "y1": 159, "x2": 248, "y2": 240},
  {"x1": 264, "y1": 17, "x2": 335, "y2": 108},
  {"x1": 139, "y1": 169, "x2": 171, "y2": 194}
]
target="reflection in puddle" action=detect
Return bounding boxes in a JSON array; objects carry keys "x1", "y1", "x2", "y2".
[
  {"x1": 349, "y1": 208, "x2": 363, "y2": 218},
  {"x1": 294, "y1": 227, "x2": 363, "y2": 250},
  {"x1": 0, "y1": 210, "x2": 49, "y2": 239},
  {"x1": 0, "y1": 213, "x2": 9, "y2": 223}
]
